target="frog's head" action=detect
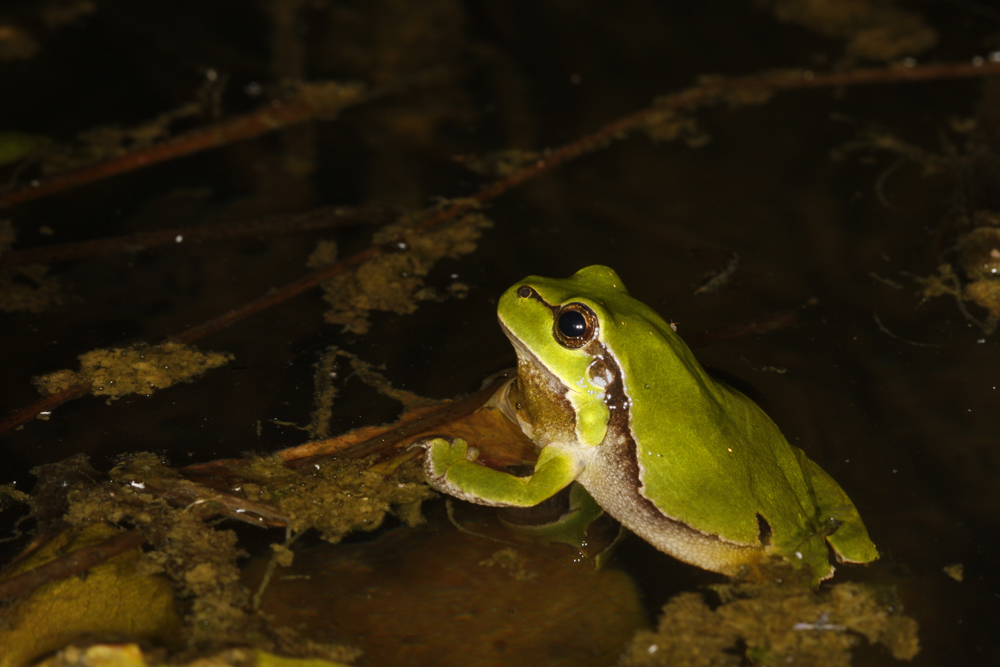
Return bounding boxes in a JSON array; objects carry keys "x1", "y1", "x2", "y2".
[{"x1": 498, "y1": 265, "x2": 687, "y2": 448}]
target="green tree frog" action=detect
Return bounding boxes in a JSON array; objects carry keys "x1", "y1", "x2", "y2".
[{"x1": 421, "y1": 266, "x2": 878, "y2": 580}]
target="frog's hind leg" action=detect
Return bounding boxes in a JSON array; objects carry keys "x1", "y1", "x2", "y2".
[{"x1": 794, "y1": 449, "x2": 879, "y2": 565}]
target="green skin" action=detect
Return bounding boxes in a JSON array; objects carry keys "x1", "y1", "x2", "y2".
[{"x1": 421, "y1": 265, "x2": 878, "y2": 580}]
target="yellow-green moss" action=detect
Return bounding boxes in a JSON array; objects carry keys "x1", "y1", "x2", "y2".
[
  {"x1": 620, "y1": 563, "x2": 919, "y2": 666},
  {"x1": 232, "y1": 453, "x2": 433, "y2": 543},
  {"x1": 317, "y1": 211, "x2": 491, "y2": 334},
  {"x1": 34, "y1": 341, "x2": 233, "y2": 399}
]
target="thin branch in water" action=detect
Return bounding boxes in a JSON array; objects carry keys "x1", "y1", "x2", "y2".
[
  {"x1": 173, "y1": 236, "x2": 387, "y2": 344},
  {"x1": 0, "y1": 205, "x2": 397, "y2": 269},
  {"x1": 0, "y1": 68, "x2": 453, "y2": 209},
  {"x1": 874, "y1": 156, "x2": 906, "y2": 210},
  {"x1": 3, "y1": 60, "x2": 999, "y2": 435},
  {"x1": 869, "y1": 272, "x2": 905, "y2": 289},
  {"x1": 681, "y1": 309, "x2": 799, "y2": 349},
  {"x1": 695, "y1": 252, "x2": 741, "y2": 295},
  {"x1": 251, "y1": 530, "x2": 301, "y2": 611},
  {"x1": 873, "y1": 312, "x2": 947, "y2": 347},
  {"x1": 0, "y1": 91, "x2": 349, "y2": 208},
  {"x1": 0, "y1": 383, "x2": 91, "y2": 438},
  {"x1": 138, "y1": 477, "x2": 291, "y2": 528},
  {"x1": 400, "y1": 60, "x2": 1000, "y2": 231}
]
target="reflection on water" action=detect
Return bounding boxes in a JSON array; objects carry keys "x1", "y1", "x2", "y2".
[{"x1": 245, "y1": 504, "x2": 647, "y2": 667}]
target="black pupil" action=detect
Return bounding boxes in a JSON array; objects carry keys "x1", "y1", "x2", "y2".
[{"x1": 558, "y1": 310, "x2": 588, "y2": 338}]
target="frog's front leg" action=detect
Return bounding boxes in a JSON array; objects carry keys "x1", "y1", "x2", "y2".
[{"x1": 419, "y1": 437, "x2": 584, "y2": 507}]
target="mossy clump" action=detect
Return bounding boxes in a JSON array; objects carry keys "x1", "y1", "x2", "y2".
[
  {"x1": 34, "y1": 340, "x2": 233, "y2": 399},
  {"x1": 757, "y1": 0, "x2": 937, "y2": 62},
  {"x1": 14, "y1": 449, "x2": 428, "y2": 661},
  {"x1": 316, "y1": 211, "x2": 490, "y2": 334},
  {"x1": 620, "y1": 563, "x2": 919, "y2": 666},
  {"x1": 231, "y1": 453, "x2": 434, "y2": 544},
  {"x1": 62, "y1": 464, "x2": 254, "y2": 647}
]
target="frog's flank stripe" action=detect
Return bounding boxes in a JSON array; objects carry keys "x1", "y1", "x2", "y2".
[
  {"x1": 588, "y1": 340, "x2": 763, "y2": 553},
  {"x1": 593, "y1": 339, "x2": 681, "y2": 517}
]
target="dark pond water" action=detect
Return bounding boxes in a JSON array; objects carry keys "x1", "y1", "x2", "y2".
[{"x1": 1, "y1": 1, "x2": 998, "y2": 665}]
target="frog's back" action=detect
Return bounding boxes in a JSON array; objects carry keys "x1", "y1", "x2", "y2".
[{"x1": 584, "y1": 289, "x2": 836, "y2": 572}]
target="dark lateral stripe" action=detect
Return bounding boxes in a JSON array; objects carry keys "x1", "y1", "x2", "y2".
[
  {"x1": 597, "y1": 341, "x2": 652, "y2": 500},
  {"x1": 596, "y1": 341, "x2": 746, "y2": 548}
]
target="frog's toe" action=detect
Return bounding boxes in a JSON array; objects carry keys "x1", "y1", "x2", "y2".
[{"x1": 420, "y1": 436, "x2": 474, "y2": 475}]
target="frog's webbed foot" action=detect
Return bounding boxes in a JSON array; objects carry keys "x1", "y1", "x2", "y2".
[
  {"x1": 795, "y1": 453, "x2": 879, "y2": 566},
  {"x1": 416, "y1": 436, "x2": 503, "y2": 506},
  {"x1": 418, "y1": 436, "x2": 478, "y2": 473},
  {"x1": 418, "y1": 437, "x2": 473, "y2": 483}
]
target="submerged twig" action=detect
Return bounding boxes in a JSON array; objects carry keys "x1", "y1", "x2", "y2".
[
  {"x1": 681, "y1": 309, "x2": 799, "y2": 349},
  {"x1": 695, "y1": 253, "x2": 741, "y2": 295},
  {"x1": 173, "y1": 236, "x2": 385, "y2": 344},
  {"x1": 873, "y1": 312, "x2": 947, "y2": 347},
  {"x1": 139, "y1": 477, "x2": 292, "y2": 528},
  {"x1": 0, "y1": 68, "x2": 452, "y2": 209},
  {"x1": 0, "y1": 384, "x2": 91, "y2": 436},
  {"x1": 251, "y1": 531, "x2": 301, "y2": 611},
  {"x1": 0, "y1": 90, "x2": 349, "y2": 208},
  {"x1": 408, "y1": 60, "x2": 1000, "y2": 229},
  {"x1": 0, "y1": 205, "x2": 396, "y2": 269},
  {"x1": 3, "y1": 60, "x2": 999, "y2": 436}
]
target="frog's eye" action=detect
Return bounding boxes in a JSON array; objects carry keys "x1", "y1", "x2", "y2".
[{"x1": 554, "y1": 304, "x2": 597, "y2": 348}]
